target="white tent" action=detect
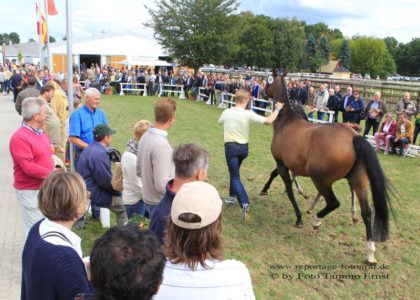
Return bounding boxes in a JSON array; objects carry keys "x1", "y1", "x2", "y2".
[{"x1": 118, "y1": 58, "x2": 173, "y2": 67}]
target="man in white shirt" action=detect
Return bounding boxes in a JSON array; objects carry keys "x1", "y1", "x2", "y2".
[{"x1": 218, "y1": 90, "x2": 283, "y2": 220}]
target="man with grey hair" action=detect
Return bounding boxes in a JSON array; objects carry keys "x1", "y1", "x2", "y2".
[
  {"x1": 395, "y1": 92, "x2": 417, "y2": 122},
  {"x1": 149, "y1": 143, "x2": 209, "y2": 245},
  {"x1": 15, "y1": 77, "x2": 40, "y2": 115},
  {"x1": 9, "y1": 97, "x2": 54, "y2": 236},
  {"x1": 363, "y1": 91, "x2": 387, "y2": 137},
  {"x1": 69, "y1": 87, "x2": 108, "y2": 171}
]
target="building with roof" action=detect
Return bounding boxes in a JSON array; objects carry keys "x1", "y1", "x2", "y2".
[
  {"x1": 318, "y1": 60, "x2": 351, "y2": 79},
  {"x1": 50, "y1": 31, "x2": 168, "y2": 73},
  {"x1": 4, "y1": 42, "x2": 41, "y2": 64}
]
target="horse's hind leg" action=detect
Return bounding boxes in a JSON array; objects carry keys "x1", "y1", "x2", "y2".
[
  {"x1": 348, "y1": 168, "x2": 376, "y2": 264},
  {"x1": 350, "y1": 189, "x2": 358, "y2": 223},
  {"x1": 260, "y1": 168, "x2": 278, "y2": 195},
  {"x1": 277, "y1": 163, "x2": 303, "y2": 227},
  {"x1": 293, "y1": 175, "x2": 309, "y2": 199},
  {"x1": 306, "y1": 193, "x2": 322, "y2": 214},
  {"x1": 311, "y1": 180, "x2": 340, "y2": 229}
]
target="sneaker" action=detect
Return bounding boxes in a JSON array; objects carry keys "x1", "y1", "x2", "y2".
[
  {"x1": 383, "y1": 151, "x2": 388, "y2": 155},
  {"x1": 225, "y1": 197, "x2": 235, "y2": 205},
  {"x1": 242, "y1": 203, "x2": 250, "y2": 222},
  {"x1": 399, "y1": 154, "x2": 405, "y2": 158}
]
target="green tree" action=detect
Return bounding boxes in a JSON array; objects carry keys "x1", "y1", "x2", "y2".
[
  {"x1": 350, "y1": 37, "x2": 388, "y2": 76},
  {"x1": 49, "y1": 36, "x2": 56, "y2": 43},
  {"x1": 0, "y1": 33, "x2": 11, "y2": 45},
  {"x1": 377, "y1": 51, "x2": 396, "y2": 79},
  {"x1": 310, "y1": 51, "x2": 323, "y2": 73},
  {"x1": 18, "y1": 50, "x2": 23, "y2": 62},
  {"x1": 146, "y1": 0, "x2": 238, "y2": 74},
  {"x1": 394, "y1": 38, "x2": 420, "y2": 76},
  {"x1": 319, "y1": 35, "x2": 330, "y2": 64},
  {"x1": 329, "y1": 38, "x2": 343, "y2": 60},
  {"x1": 8, "y1": 32, "x2": 20, "y2": 44},
  {"x1": 384, "y1": 36, "x2": 398, "y2": 57},
  {"x1": 238, "y1": 21, "x2": 273, "y2": 67},
  {"x1": 272, "y1": 17, "x2": 306, "y2": 71},
  {"x1": 338, "y1": 39, "x2": 351, "y2": 70},
  {"x1": 28, "y1": 38, "x2": 36, "y2": 42},
  {"x1": 305, "y1": 33, "x2": 317, "y2": 57},
  {"x1": 304, "y1": 22, "x2": 342, "y2": 41}
]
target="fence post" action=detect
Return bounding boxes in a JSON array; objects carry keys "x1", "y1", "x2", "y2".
[
  {"x1": 179, "y1": 85, "x2": 186, "y2": 99},
  {"x1": 119, "y1": 83, "x2": 124, "y2": 96}
]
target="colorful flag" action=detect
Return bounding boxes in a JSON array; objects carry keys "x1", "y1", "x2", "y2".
[
  {"x1": 47, "y1": 0, "x2": 58, "y2": 15},
  {"x1": 41, "y1": 12, "x2": 47, "y2": 44}
]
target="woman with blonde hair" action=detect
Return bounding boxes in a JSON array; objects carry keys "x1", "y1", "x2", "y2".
[
  {"x1": 121, "y1": 120, "x2": 153, "y2": 219},
  {"x1": 21, "y1": 171, "x2": 90, "y2": 299}
]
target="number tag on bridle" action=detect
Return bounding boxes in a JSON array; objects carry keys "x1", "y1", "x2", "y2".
[{"x1": 268, "y1": 76, "x2": 274, "y2": 84}]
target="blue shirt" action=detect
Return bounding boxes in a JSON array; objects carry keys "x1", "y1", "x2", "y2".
[{"x1": 69, "y1": 104, "x2": 108, "y2": 150}]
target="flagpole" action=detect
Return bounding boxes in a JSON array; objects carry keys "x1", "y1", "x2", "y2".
[
  {"x1": 66, "y1": 0, "x2": 75, "y2": 172},
  {"x1": 44, "y1": 0, "x2": 51, "y2": 72}
]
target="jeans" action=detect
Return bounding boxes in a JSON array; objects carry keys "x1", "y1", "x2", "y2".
[
  {"x1": 193, "y1": 87, "x2": 198, "y2": 100},
  {"x1": 225, "y1": 142, "x2": 249, "y2": 207},
  {"x1": 390, "y1": 136, "x2": 410, "y2": 155},
  {"x1": 317, "y1": 111, "x2": 325, "y2": 121},
  {"x1": 144, "y1": 203, "x2": 157, "y2": 220},
  {"x1": 125, "y1": 199, "x2": 145, "y2": 219},
  {"x1": 374, "y1": 132, "x2": 393, "y2": 153}
]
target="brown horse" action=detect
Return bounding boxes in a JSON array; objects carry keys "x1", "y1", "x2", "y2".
[{"x1": 265, "y1": 71, "x2": 394, "y2": 264}]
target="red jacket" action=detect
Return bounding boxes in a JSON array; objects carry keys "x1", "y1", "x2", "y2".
[
  {"x1": 10, "y1": 126, "x2": 53, "y2": 190},
  {"x1": 379, "y1": 121, "x2": 397, "y2": 136}
]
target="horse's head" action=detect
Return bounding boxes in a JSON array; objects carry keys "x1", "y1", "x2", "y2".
[{"x1": 265, "y1": 69, "x2": 292, "y2": 111}]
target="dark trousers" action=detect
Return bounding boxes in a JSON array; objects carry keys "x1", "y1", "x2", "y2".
[
  {"x1": 390, "y1": 136, "x2": 410, "y2": 155},
  {"x1": 225, "y1": 142, "x2": 249, "y2": 208},
  {"x1": 363, "y1": 118, "x2": 380, "y2": 137},
  {"x1": 148, "y1": 82, "x2": 155, "y2": 96},
  {"x1": 342, "y1": 110, "x2": 348, "y2": 123},
  {"x1": 333, "y1": 110, "x2": 339, "y2": 122},
  {"x1": 13, "y1": 88, "x2": 20, "y2": 102},
  {"x1": 413, "y1": 122, "x2": 420, "y2": 145}
]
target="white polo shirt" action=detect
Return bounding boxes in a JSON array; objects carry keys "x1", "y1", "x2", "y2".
[
  {"x1": 218, "y1": 107, "x2": 265, "y2": 144},
  {"x1": 154, "y1": 259, "x2": 255, "y2": 300}
]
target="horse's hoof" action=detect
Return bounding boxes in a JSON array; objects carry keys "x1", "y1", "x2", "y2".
[
  {"x1": 295, "y1": 220, "x2": 303, "y2": 228},
  {"x1": 259, "y1": 191, "x2": 268, "y2": 196},
  {"x1": 303, "y1": 195, "x2": 310, "y2": 200},
  {"x1": 352, "y1": 218, "x2": 359, "y2": 224},
  {"x1": 306, "y1": 209, "x2": 312, "y2": 214},
  {"x1": 365, "y1": 259, "x2": 377, "y2": 265},
  {"x1": 313, "y1": 216, "x2": 322, "y2": 229}
]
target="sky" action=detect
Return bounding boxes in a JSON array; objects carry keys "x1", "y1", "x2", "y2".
[{"x1": 1, "y1": 0, "x2": 419, "y2": 44}]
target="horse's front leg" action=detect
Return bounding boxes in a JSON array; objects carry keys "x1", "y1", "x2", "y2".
[
  {"x1": 277, "y1": 163, "x2": 303, "y2": 227},
  {"x1": 260, "y1": 168, "x2": 278, "y2": 195},
  {"x1": 293, "y1": 175, "x2": 310, "y2": 200}
]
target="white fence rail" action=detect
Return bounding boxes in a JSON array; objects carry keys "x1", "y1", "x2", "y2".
[
  {"x1": 158, "y1": 84, "x2": 186, "y2": 99},
  {"x1": 119, "y1": 83, "x2": 148, "y2": 96}
]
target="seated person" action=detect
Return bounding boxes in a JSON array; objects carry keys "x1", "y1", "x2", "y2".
[
  {"x1": 121, "y1": 120, "x2": 152, "y2": 219},
  {"x1": 75, "y1": 225, "x2": 165, "y2": 300},
  {"x1": 150, "y1": 143, "x2": 209, "y2": 245},
  {"x1": 390, "y1": 113, "x2": 414, "y2": 157},
  {"x1": 374, "y1": 113, "x2": 397, "y2": 155},
  {"x1": 154, "y1": 181, "x2": 255, "y2": 300},
  {"x1": 22, "y1": 171, "x2": 90, "y2": 300},
  {"x1": 77, "y1": 124, "x2": 127, "y2": 225}
]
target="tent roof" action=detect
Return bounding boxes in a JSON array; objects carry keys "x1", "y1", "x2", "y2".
[
  {"x1": 118, "y1": 58, "x2": 173, "y2": 67},
  {"x1": 50, "y1": 31, "x2": 165, "y2": 58}
]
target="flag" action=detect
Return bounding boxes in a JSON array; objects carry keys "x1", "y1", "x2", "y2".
[
  {"x1": 36, "y1": 1, "x2": 40, "y2": 38},
  {"x1": 41, "y1": 12, "x2": 47, "y2": 44},
  {"x1": 47, "y1": 0, "x2": 58, "y2": 15}
]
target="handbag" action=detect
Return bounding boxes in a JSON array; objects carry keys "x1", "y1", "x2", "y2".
[{"x1": 111, "y1": 162, "x2": 123, "y2": 192}]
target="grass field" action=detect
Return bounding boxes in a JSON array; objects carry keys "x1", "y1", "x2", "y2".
[{"x1": 78, "y1": 94, "x2": 420, "y2": 299}]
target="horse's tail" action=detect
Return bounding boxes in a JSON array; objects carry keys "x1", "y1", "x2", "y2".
[{"x1": 353, "y1": 135, "x2": 394, "y2": 242}]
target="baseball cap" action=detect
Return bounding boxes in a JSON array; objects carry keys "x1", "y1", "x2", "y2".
[
  {"x1": 171, "y1": 181, "x2": 222, "y2": 230},
  {"x1": 93, "y1": 124, "x2": 116, "y2": 139}
]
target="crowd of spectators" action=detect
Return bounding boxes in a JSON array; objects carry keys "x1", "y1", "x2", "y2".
[{"x1": 5, "y1": 58, "x2": 420, "y2": 299}]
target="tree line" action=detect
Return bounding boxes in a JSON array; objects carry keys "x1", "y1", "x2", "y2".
[{"x1": 147, "y1": 0, "x2": 419, "y2": 78}]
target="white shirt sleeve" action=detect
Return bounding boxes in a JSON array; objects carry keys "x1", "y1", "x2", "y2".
[
  {"x1": 218, "y1": 110, "x2": 226, "y2": 125},
  {"x1": 247, "y1": 110, "x2": 266, "y2": 125}
]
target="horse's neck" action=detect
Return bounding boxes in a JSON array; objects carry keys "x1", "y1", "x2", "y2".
[{"x1": 274, "y1": 112, "x2": 308, "y2": 133}]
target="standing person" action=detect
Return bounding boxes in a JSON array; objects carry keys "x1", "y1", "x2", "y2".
[
  {"x1": 148, "y1": 71, "x2": 156, "y2": 96},
  {"x1": 69, "y1": 87, "x2": 108, "y2": 171},
  {"x1": 77, "y1": 124, "x2": 128, "y2": 225},
  {"x1": 154, "y1": 181, "x2": 255, "y2": 300},
  {"x1": 121, "y1": 120, "x2": 152, "y2": 219},
  {"x1": 214, "y1": 75, "x2": 222, "y2": 105},
  {"x1": 50, "y1": 78, "x2": 69, "y2": 165},
  {"x1": 15, "y1": 77, "x2": 40, "y2": 115},
  {"x1": 150, "y1": 143, "x2": 209, "y2": 245},
  {"x1": 306, "y1": 86, "x2": 316, "y2": 119},
  {"x1": 39, "y1": 84, "x2": 61, "y2": 154},
  {"x1": 363, "y1": 92, "x2": 387, "y2": 137},
  {"x1": 314, "y1": 84, "x2": 329, "y2": 121},
  {"x1": 346, "y1": 90, "x2": 365, "y2": 125},
  {"x1": 295, "y1": 81, "x2": 308, "y2": 106},
  {"x1": 333, "y1": 85, "x2": 343, "y2": 122},
  {"x1": 390, "y1": 113, "x2": 414, "y2": 157},
  {"x1": 137, "y1": 98, "x2": 177, "y2": 219},
  {"x1": 21, "y1": 171, "x2": 90, "y2": 300},
  {"x1": 9, "y1": 98, "x2": 54, "y2": 236},
  {"x1": 326, "y1": 88, "x2": 340, "y2": 122},
  {"x1": 10, "y1": 69, "x2": 23, "y2": 102},
  {"x1": 341, "y1": 86, "x2": 354, "y2": 123},
  {"x1": 35, "y1": 70, "x2": 45, "y2": 90},
  {"x1": 414, "y1": 109, "x2": 420, "y2": 145},
  {"x1": 0, "y1": 67, "x2": 5, "y2": 93},
  {"x1": 218, "y1": 90, "x2": 283, "y2": 220},
  {"x1": 394, "y1": 92, "x2": 417, "y2": 122}
]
